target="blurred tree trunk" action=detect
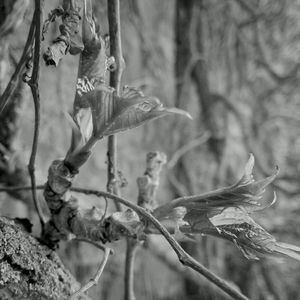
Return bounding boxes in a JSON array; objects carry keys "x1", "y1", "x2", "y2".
[
  {"x1": 0, "y1": 0, "x2": 33, "y2": 206},
  {"x1": 173, "y1": 1, "x2": 224, "y2": 299}
]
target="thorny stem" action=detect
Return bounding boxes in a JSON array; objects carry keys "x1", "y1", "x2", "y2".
[
  {"x1": 27, "y1": 0, "x2": 46, "y2": 232},
  {"x1": 0, "y1": 185, "x2": 250, "y2": 300},
  {"x1": 70, "y1": 247, "x2": 112, "y2": 299},
  {"x1": 0, "y1": 12, "x2": 35, "y2": 114},
  {"x1": 107, "y1": 0, "x2": 124, "y2": 208}
]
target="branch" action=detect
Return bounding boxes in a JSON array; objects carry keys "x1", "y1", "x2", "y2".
[
  {"x1": 125, "y1": 152, "x2": 167, "y2": 300},
  {"x1": 0, "y1": 12, "x2": 35, "y2": 114},
  {"x1": 28, "y1": 0, "x2": 46, "y2": 232},
  {"x1": 70, "y1": 187, "x2": 249, "y2": 300},
  {"x1": 0, "y1": 185, "x2": 249, "y2": 299},
  {"x1": 166, "y1": 132, "x2": 210, "y2": 169},
  {"x1": 27, "y1": 0, "x2": 47, "y2": 232},
  {"x1": 107, "y1": 0, "x2": 125, "y2": 202},
  {"x1": 70, "y1": 247, "x2": 112, "y2": 299}
]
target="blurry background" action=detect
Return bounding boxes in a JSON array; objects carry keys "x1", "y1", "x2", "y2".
[{"x1": 1, "y1": 0, "x2": 300, "y2": 299}]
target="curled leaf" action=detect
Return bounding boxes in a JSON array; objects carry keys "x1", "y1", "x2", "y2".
[
  {"x1": 150, "y1": 155, "x2": 300, "y2": 261},
  {"x1": 153, "y1": 154, "x2": 279, "y2": 222},
  {"x1": 204, "y1": 207, "x2": 300, "y2": 261}
]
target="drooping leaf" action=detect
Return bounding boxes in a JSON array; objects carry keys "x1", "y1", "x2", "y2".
[{"x1": 83, "y1": 85, "x2": 192, "y2": 138}]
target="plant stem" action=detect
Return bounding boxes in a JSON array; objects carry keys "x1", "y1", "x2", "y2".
[
  {"x1": 70, "y1": 187, "x2": 249, "y2": 300},
  {"x1": 125, "y1": 238, "x2": 138, "y2": 300},
  {"x1": 107, "y1": 0, "x2": 124, "y2": 207},
  {"x1": 107, "y1": 2, "x2": 131, "y2": 298},
  {"x1": 70, "y1": 247, "x2": 112, "y2": 299},
  {"x1": 28, "y1": 0, "x2": 46, "y2": 232}
]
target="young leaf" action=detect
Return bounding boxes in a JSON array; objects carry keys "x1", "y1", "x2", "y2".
[
  {"x1": 84, "y1": 86, "x2": 192, "y2": 138},
  {"x1": 203, "y1": 207, "x2": 300, "y2": 261},
  {"x1": 153, "y1": 154, "x2": 278, "y2": 222}
]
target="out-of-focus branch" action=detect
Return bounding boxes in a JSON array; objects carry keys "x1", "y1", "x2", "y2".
[
  {"x1": 167, "y1": 132, "x2": 210, "y2": 169},
  {"x1": 0, "y1": 8, "x2": 35, "y2": 114},
  {"x1": 71, "y1": 247, "x2": 112, "y2": 299},
  {"x1": 124, "y1": 152, "x2": 167, "y2": 300},
  {"x1": 254, "y1": 24, "x2": 300, "y2": 83}
]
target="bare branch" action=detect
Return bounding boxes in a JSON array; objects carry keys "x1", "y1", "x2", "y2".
[
  {"x1": 167, "y1": 132, "x2": 210, "y2": 169},
  {"x1": 0, "y1": 12, "x2": 35, "y2": 114},
  {"x1": 107, "y1": 0, "x2": 125, "y2": 205},
  {"x1": 27, "y1": 0, "x2": 47, "y2": 232},
  {"x1": 70, "y1": 247, "x2": 112, "y2": 299}
]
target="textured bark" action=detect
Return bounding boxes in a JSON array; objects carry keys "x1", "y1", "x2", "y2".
[{"x1": 0, "y1": 216, "x2": 90, "y2": 300}]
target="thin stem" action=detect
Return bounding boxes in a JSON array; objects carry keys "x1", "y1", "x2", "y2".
[
  {"x1": 27, "y1": 0, "x2": 46, "y2": 232},
  {"x1": 125, "y1": 238, "x2": 138, "y2": 300},
  {"x1": 70, "y1": 247, "x2": 112, "y2": 299},
  {"x1": 0, "y1": 12, "x2": 35, "y2": 114},
  {"x1": 107, "y1": 2, "x2": 129, "y2": 297},
  {"x1": 74, "y1": 237, "x2": 108, "y2": 253},
  {"x1": 107, "y1": 0, "x2": 125, "y2": 209}
]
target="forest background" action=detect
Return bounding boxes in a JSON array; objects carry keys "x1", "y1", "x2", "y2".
[{"x1": 0, "y1": 0, "x2": 300, "y2": 299}]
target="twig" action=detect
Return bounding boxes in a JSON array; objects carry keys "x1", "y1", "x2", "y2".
[
  {"x1": 0, "y1": 13, "x2": 35, "y2": 114},
  {"x1": 107, "y1": 0, "x2": 125, "y2": 209},
  {"x1": 27, "y1": 0, "x2": 47, "y2": 232},
  {"x1": 74, "y1": 237, "x2": 108, "y2": 253},
  {"x1": 167, "y1": 132, "x2": 211, "y2": 169},
  {"x1": 70, "y1": 247, "x2": 112, "y2": 299}
]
